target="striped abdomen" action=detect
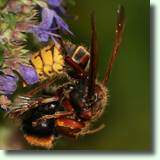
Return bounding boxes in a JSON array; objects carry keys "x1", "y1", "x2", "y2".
[
  {"x1": 30, "y1": 43, "x2": 90, "y2": 81},
  {"x1": 30, "y1": 45, "x2": 65, "y2": 81}
]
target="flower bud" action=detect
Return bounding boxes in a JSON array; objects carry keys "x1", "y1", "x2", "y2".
[
  {"x1": 17, "y1": 64, "x2": 39, "y2": 85},
  {"x1": 0, "y1": 73, "x2": 17, "y2": 95},
  {"x1": 0, "y1": 72, "x2": 19, "y2": 82}
]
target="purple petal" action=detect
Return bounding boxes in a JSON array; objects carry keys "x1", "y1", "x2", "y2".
[
  {"x1": 17, "y1": 64, "x2": 39, "y2": 85},
  {"x1": 41, "y1": 7, "x2": 55, "y2": 29},
  {"x1": 57, "y1": 5, "x2": 66, "y2": 14},
  {"x1": 41, "y1": 27, "x2": 61, "y2": 31},
  {"x1": 0, "y1": 81, "x2": 17, "y2": 95},
  {"x1": 28, "y1": 26, "x2": 50, "y2": 42},
  {"x1": 0, "y1": 72, "x2": 19, "y2": 82},
  {"x1": 47, "y1": 0, "x2": 63, "y2": 7},
  {"x1": 39, "y1": 31, "x2": 50, "y2": 42},
  {"x1": 42, "y1": 31, "x2": 61, "y2": 38},
  {"x1": 50, "y1": 9, "x2": 74, "y2": 35},
  {"x1": 51, "y1": 36, "x2": 60, "y2": 48}
]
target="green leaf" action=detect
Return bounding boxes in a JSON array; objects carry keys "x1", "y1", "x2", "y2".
[
  {"x1": 0, "y1": 0, "x2": 9, "y2": 8},
  {"x1": 5, "y1": 43, "x2": 13, "y2": 55},
  {"x1": 2, "y1": 13, "x2": 10, "y2": 23},
  {"x1": 1, "y1": 71, "x2": 7, "y2": 76},
  {"x1": 66, "y1": 0, "x2": 76, "y2": 5},
  {"x1": 8, "y1": 13, "x2": 16, "y2": 30},
  {"x1": 0, "y1": 42, "x2": 5, "y2": 65},
  {"x1": 0, "y1": 47, "x2": 4, "y2": 66},
  {"x1": 2, "y1": 13, "x2": 16, "y2": 30}
]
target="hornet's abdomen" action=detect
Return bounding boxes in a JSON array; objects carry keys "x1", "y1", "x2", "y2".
[
  {"x1": 30, "y1": 42, "x2": 90, "y2": 82},
  {"x1": 30, "y1": 45, "x2": 65, "y2": 81}
]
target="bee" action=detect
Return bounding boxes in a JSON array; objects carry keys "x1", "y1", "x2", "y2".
[{"x1": 5, "y1": 5, "x2": 125, "y2": 149}]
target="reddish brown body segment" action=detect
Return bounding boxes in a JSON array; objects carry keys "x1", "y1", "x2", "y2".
[
  {"x1": 61, "y1": 98, "x2": 74, "y2": 111},
  {"x1": 56, "y1": 118, "x2": 85, "y2": 129},
  {"x1": 55, "y1": 118, "x2": 85, "y2": 138}
]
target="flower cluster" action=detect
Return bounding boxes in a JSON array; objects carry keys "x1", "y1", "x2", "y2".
[
  {"x1": 28, "y1": 0, "x2": 76, "y2": 46},
  {"x1": 0, "y1": 0, "x2": 77, "y2": 111},
  {"x1": 0, "y1": 0, "x2": 40, "y2": 110}
]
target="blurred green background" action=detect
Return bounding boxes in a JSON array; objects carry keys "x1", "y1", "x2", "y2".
[{"x1": 0, "y1": 0, "x2": 150, "y2": 150}]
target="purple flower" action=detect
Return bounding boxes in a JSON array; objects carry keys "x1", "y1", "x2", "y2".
[
  {"x1": 47, "y1": 0, "x2": 78, "y2": 20},
  {"x1": 17, "y1": 64, "x2": 39, "y2": 85},
  {"x1": 0, "y1": 72, "x2": 18, "y2": 95},
  {"x1": 28, "y1": 7, "x2": 74, "y2": 45}
]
